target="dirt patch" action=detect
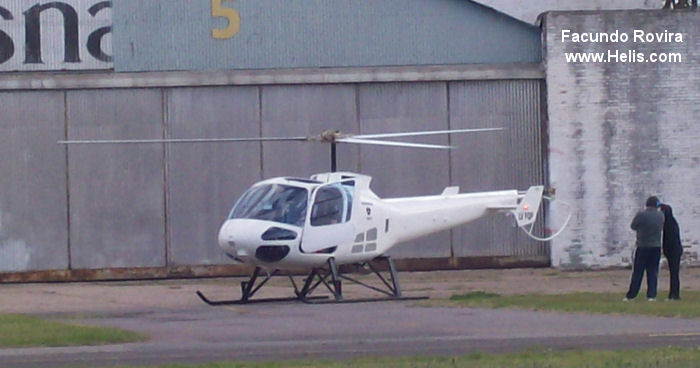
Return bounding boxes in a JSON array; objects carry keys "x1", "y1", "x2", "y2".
[{"x1": 1, "y1": 267, "x2": 697, "y2": 314}]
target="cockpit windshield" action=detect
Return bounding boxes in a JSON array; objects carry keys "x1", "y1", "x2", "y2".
[{"x1": 229, "y1": 184, "x2": 308, "y2": 227}]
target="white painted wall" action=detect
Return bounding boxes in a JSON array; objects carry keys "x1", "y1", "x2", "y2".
[
  {"x1": 543, "y1": 10, "x2": 700, "y2": 268},
  {"x1": 476, "y1": 0, "x2": 659, "y2": 24}
]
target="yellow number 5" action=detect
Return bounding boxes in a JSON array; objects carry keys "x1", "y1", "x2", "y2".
[{"x1": 211, "y1": 0, "x2": 240, "y2": 39}]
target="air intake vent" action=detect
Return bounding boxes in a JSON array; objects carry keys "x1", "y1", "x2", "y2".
[
  {"x1": 255, "y1": 245, "x2": 290, "y2": 263},
  {"x1": 261, "y1": 227, "x2": 297, "y2": 241}
]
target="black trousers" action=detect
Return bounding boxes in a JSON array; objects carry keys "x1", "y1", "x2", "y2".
[
  {"x1": 626, "y1": 247, "x2": 661, "y2": 300},
  {"x1": 665, "y1": 251, "x2": 682, "y2": 299}
]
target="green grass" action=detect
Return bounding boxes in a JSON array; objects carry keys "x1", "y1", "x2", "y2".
[
  {"x1": 110, "y1": 347, "x2": 700, "y2": 368},
  {"x1": 447, "y1": 290, "x2": 700, "y2": 318},
  {"x1": 0, "y1": 314, "x2": 147, "y2": 348}
]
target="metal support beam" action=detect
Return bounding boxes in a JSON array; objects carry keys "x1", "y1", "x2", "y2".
[
  {"x1": 327, "y1": 257, "x2": 343, "y2": 301},
  {"x1": 240, "y1": 267, "x2": 261, "y2": 301},
  {"x1": 386, "y1": 257, "x2": 402, "y2": 297},
  {"x1": 0, "y1": 64, "x2": 544, "y2": 91}
]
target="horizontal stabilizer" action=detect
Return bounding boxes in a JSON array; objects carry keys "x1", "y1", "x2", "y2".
[
  {"x1": 487, "y1": 205, "x2": 516, "y2": 211},
  {"x1": 512, "y1": 186, "x2": 544, "y2": 228},
  {"x1": 441, "y1": 186, "x2": 459, "y2": 196}
]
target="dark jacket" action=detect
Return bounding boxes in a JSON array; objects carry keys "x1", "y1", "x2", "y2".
[
  {"x1": 661, "y1": 204, "x2": 683, "y2": 257},
  {"x1": 630, "y1": 207, "x2": 665, "y2": 248}
]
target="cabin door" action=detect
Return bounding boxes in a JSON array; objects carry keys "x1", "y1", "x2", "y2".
[{"x1": 300, "y1": 181, "x2": 356, "y2": 254}]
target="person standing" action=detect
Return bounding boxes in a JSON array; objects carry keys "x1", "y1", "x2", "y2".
[
  {"x1": 624, "y1": 196, "x2": 665, "y2": 302},
  {"x1": 660, "y1": 203, "x2": 683, "y2": 300}
]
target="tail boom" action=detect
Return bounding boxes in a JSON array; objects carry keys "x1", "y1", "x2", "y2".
[
  {"x1": 376, "y1": 185, "x2": 547, "y2": 254},
  {"x1": 384, "y1": 190, "x2": 519, "y2": 244}
]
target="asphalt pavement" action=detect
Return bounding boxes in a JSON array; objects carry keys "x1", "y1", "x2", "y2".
[{"x1": 1, "y1": 268, "x2": 699, "y2": 367}]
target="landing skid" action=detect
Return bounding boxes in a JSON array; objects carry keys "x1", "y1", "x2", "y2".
[
  {"x1": 195, "y1": 267, "x2": 328, "y2": 305},
  {"x1": 195, "y1": 256, "x2": 428, "y2": 305},
  {"x1": 196, "y1": 291, "x2": 328, "y2": 305},
  {"x1": 301, "y1": 295, "x2": 428, "y2": 304}
]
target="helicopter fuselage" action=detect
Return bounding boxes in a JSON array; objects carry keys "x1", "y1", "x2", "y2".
[{"x1": 218, "y1": 172, "x2": 524, "y2": 270}]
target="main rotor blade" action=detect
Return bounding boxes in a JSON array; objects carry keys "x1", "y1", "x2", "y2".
[
  {"x1": 57, "y1": 137, "x2": 309, "y2": 145},
  {"x1": 352, "y1": 127, "x2": 503, "y2": 140},
  {"x1": 337, "y1": 137, "x2": 453, "y2": 149}
]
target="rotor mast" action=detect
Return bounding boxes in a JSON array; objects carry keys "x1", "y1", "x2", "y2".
[
  {"x1": 319, "y1": 130, "x2": 342, "y2": 172},
  {"x1": 331, "y1": 142, "x2": 337, "y2": 172}
]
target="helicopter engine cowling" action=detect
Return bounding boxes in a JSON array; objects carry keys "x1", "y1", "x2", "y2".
[{"x1": 218, "y1": 219, "x2": 301, "y2": 266}]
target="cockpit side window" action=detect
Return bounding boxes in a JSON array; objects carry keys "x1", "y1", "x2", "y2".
[
  {"x1": 310, "y1": 186, "x2": 343, "y2": 226},
  {"x1": 341, "y1": 181, "x2": 354, "y2": 221},
  {"x1": 310, "y1": 181, "x2": 355, "y2": 226}
]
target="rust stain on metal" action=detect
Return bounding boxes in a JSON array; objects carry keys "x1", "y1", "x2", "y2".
[
  {"x1": 394, "y1": 256, "x2": 550, "y2": 272},
  {"x1": 0, "y1": 257, "x2": 550, "y2": 283},
  {"x1": 0, "y1": 265, "x2": 250, "y2": 283}
]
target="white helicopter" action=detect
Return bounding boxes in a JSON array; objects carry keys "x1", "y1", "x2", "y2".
[{"x1": 59, "y1": 128, "x2": 567, "y2": 304}]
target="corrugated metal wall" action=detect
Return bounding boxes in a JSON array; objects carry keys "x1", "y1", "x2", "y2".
[
  {"x1": 67, "y1": 89, "x2": 166, "y2": 268},
  {"x1": 166, "y1": 87, "x2": 262, "y2": 266},
  {"x1": 449, "y1": 80, "x2": 546, "y2": 258},
  {"x1": 0, "y1": 69, "x2": 547, "y2": 277},
  {"x1": 359, "y1": 82, "x2": 452, "y2": 258},
  {"x1": 113, "y1": 0, "x2": 541, "y2": 72},
  {"x1": 0, "y1": 91, "x2": 68, "y2": 272}
]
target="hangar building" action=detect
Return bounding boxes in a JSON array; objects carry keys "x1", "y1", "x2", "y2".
[
  {"x1": 0, "y1": 0, "x2": 698, "y2": 281},
  {"x1": 0, "y1": 0, "x2": 547, "y2": 281}
]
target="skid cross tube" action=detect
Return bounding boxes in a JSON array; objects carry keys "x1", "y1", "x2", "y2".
[
  {"x1": 327, "y1": 257, "x2": 343, "y2": 300},
  {"x1": 196, "y1": 267, "x2": 328, "y2": 305},
  {"x1": 366, "y1": 256, "x2": 402, "y2": 297},
  {"x1": 298, "y1": 269, "x2": 331, "y2": 299},
  {"x1": 197, "y1": 256, "x2": 427, "y2": 305},
  {"x1": 297, "y1": 269, "x2": 318, "y2": 297},
  {"x1": 302, "y1": 256, "x2": 427, "y2": 304},
  {"x1": 386, "y1": 256, "x2": 402, "y2": 297},
  {"x1": 339, "y1": 274, "x2": 394, "y2": 297},
  {"x1": 241, "y1": 267, "x2": 272, "y2": 301}
]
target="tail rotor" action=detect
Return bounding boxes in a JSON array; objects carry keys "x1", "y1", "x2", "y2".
[{"x1": 510, "y1": 186, "x2": 572, "y2": 242}]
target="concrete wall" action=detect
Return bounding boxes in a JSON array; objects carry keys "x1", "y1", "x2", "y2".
[
  {"x1": 544, "y1": 10, "x2": 700, "y2": 268},
  {"x1": 0, "y1": 65, "x2": 547, "y2": 279}
]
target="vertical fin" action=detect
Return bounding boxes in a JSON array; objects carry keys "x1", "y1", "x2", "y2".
[{"x1": 512, "y1": 186, "x2": 544, "y2": 228}]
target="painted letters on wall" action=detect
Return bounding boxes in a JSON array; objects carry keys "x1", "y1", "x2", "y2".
[
  {"x1": 113, "y1": 0, "x2": 541, "y2": 72},
  {"x1": 0, "y1": 0, "x2": 112, "y2": 71}
]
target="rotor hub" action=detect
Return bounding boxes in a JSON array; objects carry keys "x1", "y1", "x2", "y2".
[{"x1": 319, "y1": 130, "x2": 342, "y2": 143}]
